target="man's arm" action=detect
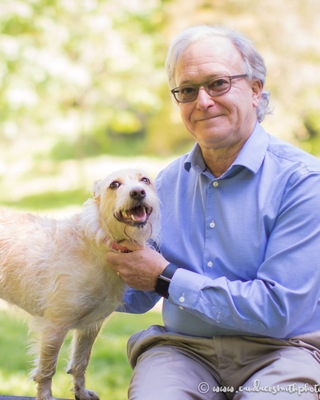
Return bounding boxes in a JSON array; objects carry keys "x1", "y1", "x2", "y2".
[
  {"x1": 107, "y1": 172, "x2": 320, "y2": 338},
  {"x1": 166, "y1": 171, "x2": 320, "y2": 338}
]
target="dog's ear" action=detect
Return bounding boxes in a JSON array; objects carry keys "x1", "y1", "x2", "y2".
[{"x1": 92, "y1": 180, "x2": 102, "y2": 202}]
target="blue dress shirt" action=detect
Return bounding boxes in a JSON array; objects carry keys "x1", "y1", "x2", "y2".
[{"x1": 122, "y1": 123, "x2": 320, "y2": 339}]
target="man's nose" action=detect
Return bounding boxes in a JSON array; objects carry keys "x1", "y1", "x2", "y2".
[{"x1": 196, "y1": 86, "x2": 215, "y2": 109}]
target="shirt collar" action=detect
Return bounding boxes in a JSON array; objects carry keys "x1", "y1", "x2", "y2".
[
  {"x1": 184, "y1": 123, "x2": 268, "y2": 177},
  {"x1": 184, "y1": 144, "x2": 206, "y2": 173},
  {"x1": 232, "y1": 123, "x2": 268, "y2": 174}
]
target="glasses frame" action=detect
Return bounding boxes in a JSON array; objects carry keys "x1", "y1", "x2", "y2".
[{"x1": 171, "y1": 74, "x2": 248, "y2": 103}]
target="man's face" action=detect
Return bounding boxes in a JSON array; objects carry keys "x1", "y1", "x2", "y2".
[{"x1": 174, "y1": 36, "x2": 262, "y2": 152}]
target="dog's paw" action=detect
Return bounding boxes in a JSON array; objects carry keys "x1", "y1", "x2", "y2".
[
  {"x1": 36, "y1": 387, "x2": 55, "y2": 400},
  {"x1": 37, "y1": 394, "x2": 55, "y2": 400},
  {"x1": 75, "y1": 389, "x2": 100, "y2": 400}
]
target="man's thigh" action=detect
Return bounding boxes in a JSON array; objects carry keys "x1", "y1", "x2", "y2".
[
  {"x1": 128, "y1": 345, "x2": 226, "y2": 400},
  {"x1": 233, "y1": 347, "x2": 320, "y2": 399}
]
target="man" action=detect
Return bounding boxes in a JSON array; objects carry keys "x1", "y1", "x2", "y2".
[{"x1": 106, "y1": 25, "x2": 320, "y2": 399}]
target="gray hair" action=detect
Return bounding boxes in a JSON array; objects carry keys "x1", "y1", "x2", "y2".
[{"x1": 165, "y1": 25, "x2": 272, "y2": 122}]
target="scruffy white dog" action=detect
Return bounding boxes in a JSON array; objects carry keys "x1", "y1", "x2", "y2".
[{"x1": 0, "y1": 169, "x2": 160, "y2": 400}]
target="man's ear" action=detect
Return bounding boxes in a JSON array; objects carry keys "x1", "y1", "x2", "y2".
[{"x1": 251, "y1": 79, "x2": 263, "y2": 108}]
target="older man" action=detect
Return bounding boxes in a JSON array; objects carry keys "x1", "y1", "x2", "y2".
[{"x1": 106, "y1": 26, "x2": 320, "y2": 399}]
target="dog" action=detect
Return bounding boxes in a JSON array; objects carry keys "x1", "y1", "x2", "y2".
[{"x1": 0, "y1": 169, "x2": 160, "y2": 400}]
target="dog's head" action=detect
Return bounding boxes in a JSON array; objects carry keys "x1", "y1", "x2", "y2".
[{"x1": 92, "y1": 169, "x2": 160, "y2": 244}]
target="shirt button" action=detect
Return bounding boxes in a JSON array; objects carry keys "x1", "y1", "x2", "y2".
[
  {"x1": 179, "y1": 296, "x2": 185, "y2": 303},
  {"x1": 213, "y1": 181, "x2": 219, "y2": 187},
  {"x1": 210, "y1": 221, "x2": 216, "y2": 228},
  {"x1": 208, "y1": 261, "x2": 213, "y2": 268}
]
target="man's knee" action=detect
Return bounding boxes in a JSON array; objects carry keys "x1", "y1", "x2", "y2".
[
  {"x1": 128, "y1": 345, "x2": 225, "y2": 400},
  {"x1": 233, "y1": 347, "x2": 320, "y2": 400}
]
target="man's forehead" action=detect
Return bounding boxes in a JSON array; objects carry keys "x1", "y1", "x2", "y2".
[{"x1": 175, "y1": 36, "x2": 243, "y2": 85}]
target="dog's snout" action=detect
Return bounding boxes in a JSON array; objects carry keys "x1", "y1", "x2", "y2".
[{"x1": 130, "y1": 187, "x2": 146, "y2": 201}]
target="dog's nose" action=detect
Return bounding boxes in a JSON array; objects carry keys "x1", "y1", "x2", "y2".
[{"x1": 130, "y1": 187, "x2": 146, "y2": 201}]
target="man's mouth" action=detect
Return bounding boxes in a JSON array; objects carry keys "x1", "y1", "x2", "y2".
[
  {"x1": 197, "y1": 114, "x2": 221, "y2": 122},
  {"x1": 114, "y1": 205, "x2": 152, "y2": 226}
]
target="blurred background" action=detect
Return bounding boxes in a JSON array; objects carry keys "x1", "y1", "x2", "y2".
[
  {"x1": 0, "y1": 1, "x2": 319, "y2": 398},
  {"x1": 0, "y1": 0, "x2": 320, "y2": 211}
]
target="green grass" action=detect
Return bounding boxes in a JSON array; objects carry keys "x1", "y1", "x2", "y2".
[
  {"x1": 0, "y1": 309, "x2": 162, "y2": 399},
  {"x1": 0, "y1": 188, "x2": 89, "y2": 211}
]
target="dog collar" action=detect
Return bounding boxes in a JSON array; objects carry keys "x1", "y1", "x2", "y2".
[{"x1": 109, "y1": 241, "x2": 131, "y2": 253}]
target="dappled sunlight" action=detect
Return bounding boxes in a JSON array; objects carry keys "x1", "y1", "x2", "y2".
[
  {"x1": 0, "y1": 371, "x2": 35, "y2": 397},
  {"x1": 0, "y1": 154, "x2": 173, "y2": 212},
  {"x1": 1, "y1": 0, "x2": 320, "y2": 215},
  {"x1": 1, "y1": 0, "x2": 320, "y2": 168},
  {"x1": 0, "y1": 311, "x2": 162, "y2": 399},
  {"x1": 1, "y1": 2, "x2": 320, "y2": 398},
  {"x1": 0, "y1": 369, "x2": 75, "y2": 398}
]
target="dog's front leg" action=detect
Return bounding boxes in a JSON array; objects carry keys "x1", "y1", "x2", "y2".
[
  {"x1": 67, "y1": 321, "x2": 103, "y2": 400},
  {"x1": 33, "y1": 324, "x2": 68, "y2": 400}
]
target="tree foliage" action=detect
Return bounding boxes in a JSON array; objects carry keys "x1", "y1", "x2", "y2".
[
  {"x1": 1, "y1": 0, "x2": 320, "y2": 161},
  {"x1": 0, "y1": 0, "x2": 171, "y2": 158}
]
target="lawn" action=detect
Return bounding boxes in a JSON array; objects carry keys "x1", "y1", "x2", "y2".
[
  {"x1": 0, "y1": 154, "x2": 168, "y2": 399},
  {"x1": 0, "y1": 308, "x2": 162, "y2": 400}
]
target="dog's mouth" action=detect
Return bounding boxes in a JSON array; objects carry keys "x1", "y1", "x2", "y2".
[{"x1": 114, "y1": 205, "x2": 152, "y2": 226}]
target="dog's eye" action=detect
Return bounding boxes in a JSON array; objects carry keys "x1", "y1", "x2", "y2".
[
  {"x1": 109, "y1": 181, "x2": 121, "y2": 190},
  {"x1": 141, "y1": 177, "x2": 151, "y2": 185}
]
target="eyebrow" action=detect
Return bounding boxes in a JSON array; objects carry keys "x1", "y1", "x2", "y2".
[{"x1": 176, "y1": 73, "x2": 229, "y2": 87}]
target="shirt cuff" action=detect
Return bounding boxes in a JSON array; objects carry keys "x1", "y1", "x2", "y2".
[{"x1": 168, "y1": 268, "x2": 207, "y2": 309}]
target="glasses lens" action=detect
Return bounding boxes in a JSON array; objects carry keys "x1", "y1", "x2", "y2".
[
  {"x1": 175, "y1": 86, "x2": 197, "y2": 102},
  {"x1": 206, "y1": 77, "x2": 230, "y2": 96},
  {"x1": 173, "y1": 76, "x2": 234, "y2": 102}
]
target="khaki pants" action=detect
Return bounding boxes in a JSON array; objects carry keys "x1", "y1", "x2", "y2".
[{"x1": 127, "y1": 325, "x2": 320, "y2": 400}]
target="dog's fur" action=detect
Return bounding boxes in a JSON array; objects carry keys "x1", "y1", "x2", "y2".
[{"x1": 0, "y1": 169, "x2": 160, "y2": 400}]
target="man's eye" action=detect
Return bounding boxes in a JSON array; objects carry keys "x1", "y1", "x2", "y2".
[
  {"x1": 210, "y1": 78, "x2": 229, "y2": 89},
  {"x1": 109, "y1": 181, "x2": 121, "y2": 190},
  {"x1": 181, "y1": 87, "x2": 195, "y2": 95}
]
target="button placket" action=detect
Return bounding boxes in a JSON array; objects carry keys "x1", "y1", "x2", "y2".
[
  {"x1": 203, "y1": 180, "x2": 218, "y2": 274},
  {"x1": 207, "y1": 261, "x2": 213, "y2": 268}
]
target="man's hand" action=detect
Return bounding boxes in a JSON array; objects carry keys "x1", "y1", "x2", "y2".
[{"x1": 105, "y1": 241, "x2": 169, "y2": 291}]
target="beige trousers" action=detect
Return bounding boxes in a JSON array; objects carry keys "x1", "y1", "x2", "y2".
[{"x1": 127, "y1": 325, "x2": 320, "y2": 400}]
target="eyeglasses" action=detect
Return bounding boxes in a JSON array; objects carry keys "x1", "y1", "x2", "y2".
[{"x1": 171, "y1": 74, "x2": 248, "y2": 103}]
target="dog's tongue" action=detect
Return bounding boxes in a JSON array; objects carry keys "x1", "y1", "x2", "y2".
[{"x1": 131, "y1": 206, "x2": 147, "y2": 222}]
